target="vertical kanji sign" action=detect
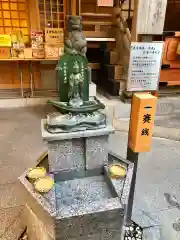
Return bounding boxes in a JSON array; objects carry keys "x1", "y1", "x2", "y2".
[
  {"x1": 128, "y1": 93, "x2": 157, "y2": 152},
  {"x1": 97, "y1": 0, "x2": 113, "y2": 7}
]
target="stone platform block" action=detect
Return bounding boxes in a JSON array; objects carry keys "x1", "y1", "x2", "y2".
[
  {"x1": 48, "y1": 138, "x2": 84, "y2": 172},
  {"x1": 41, "y1": 119, "x2": 114, "y2": 173},
  {"x1": 85, "y1": 135, "x2": 108, "y2": 169}
]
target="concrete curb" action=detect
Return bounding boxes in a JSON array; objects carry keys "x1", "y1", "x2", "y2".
[{"x1": 114, "y1": 120, "x2": 180, "y2": 141}]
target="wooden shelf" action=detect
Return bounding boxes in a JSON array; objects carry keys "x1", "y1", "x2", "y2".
[
  {"x1": 0, "y1": 58, "x2": 59, "y2": 61},
  {"x1": 81, "y1": 13, "x2": 112, "y2": 17},
  {"x1": 88, "y1": 62, "x2": 100, "y2": 69},
  {"x1": 82, "y1": 21, "x2": 113, "y2": 26},
  {"x1": 86, "y1": 37, "x2": 115, "y2": 42}
]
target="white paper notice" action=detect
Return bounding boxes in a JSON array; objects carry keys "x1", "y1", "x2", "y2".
[{"x1": 127, "y1": 42, "x2": 163, "y2": 92}]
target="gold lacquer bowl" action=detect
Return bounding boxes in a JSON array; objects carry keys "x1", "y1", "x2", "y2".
[
  {"x1": 27, "y1": 167, "x2": 47, "y2": 182},
  {"x1": 109, "y1": 164, "x2": 127, "y2": 179},
  {"x1": 34, "y1": 176, "x2": 54, "y2": 193}
]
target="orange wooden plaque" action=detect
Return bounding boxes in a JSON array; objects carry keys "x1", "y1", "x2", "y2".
[{"x1": 128, "y1": 93, "x2": 157, "y2": 153}]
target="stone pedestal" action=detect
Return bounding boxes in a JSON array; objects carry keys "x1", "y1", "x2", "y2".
[
  {"x1": 41, "y1": 119, "x2": 114, "y2": 172},
  {"x1": 19, "y1": 118, "x2": 135, "y2": 240},
  {"x1": 19, "y1": 151, "x2": 134, "y2": 240}
]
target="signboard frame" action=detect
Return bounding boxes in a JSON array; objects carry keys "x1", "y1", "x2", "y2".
[{"x1": 127, "y1": 42, "x2": 164, "y2": 92}]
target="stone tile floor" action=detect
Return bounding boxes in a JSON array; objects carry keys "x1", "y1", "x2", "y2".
[
  {"x1": 0, "y1": 106, "x2": 50, "y2": 240},
  {"x1": 110, "y1": 132, "x2": 180, "y2": 240},
  {"x1": 1, "y1": 104, "x2": 180, "y2": 239}
]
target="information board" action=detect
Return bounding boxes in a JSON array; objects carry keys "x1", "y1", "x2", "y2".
[{"x1": 127, "y1": 42, "x2": 163, "y2": 92}]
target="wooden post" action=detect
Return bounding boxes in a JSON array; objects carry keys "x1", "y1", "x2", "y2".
[
  {"x1": 79, "y1": 0, "x2": 81, "y2": 15},
  {"x1": 28, "y1": 0, "x2": 41, "y2": 29},
  {"x1": 131, "y1": 0, "x2": 139, "y2": 42},
  {"x1": 72, "y1": 0, "x2": 77, "y2": 16}
]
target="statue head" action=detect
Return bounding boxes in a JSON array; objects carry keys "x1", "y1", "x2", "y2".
[{"x1": 73, "y1": 61, "x2": 80, "y2": 74}]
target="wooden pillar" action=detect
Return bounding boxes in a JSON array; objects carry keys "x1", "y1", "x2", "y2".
[
  {"x1": 28, "y1": 0, "x2": 40, "y2": 29},
  {"x1": 72, "y1": 0, "x2": 77, "y2": 16},
  {"x1": 131, "y1": 0, "x2": 139, "y2": 42},
  {"x1": 78, "y1": 0, "x2": 81, "y2": 15}
]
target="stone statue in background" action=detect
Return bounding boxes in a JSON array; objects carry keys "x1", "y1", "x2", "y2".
[{"x1": 64, "y1": 16, "x2": 87, "y2": 57}]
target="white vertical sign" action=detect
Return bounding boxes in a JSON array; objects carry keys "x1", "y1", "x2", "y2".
[
  {"x1": 137, "y1": 0, "x2": 168, "y2": 35},
  {"x1": 127, "y1": 42, "x2": 163, "y2": 92}
]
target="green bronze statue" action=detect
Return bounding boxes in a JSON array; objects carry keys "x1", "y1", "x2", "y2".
[
  {"x1": 47, "y1": 15, "x2": 106, "y2": 133},
  {"x1": 68, "y1": 61, "x2": 84, "y2": 107},
  {"x1": 56, "y1": 15, "x2": 89, "y2": 103}
]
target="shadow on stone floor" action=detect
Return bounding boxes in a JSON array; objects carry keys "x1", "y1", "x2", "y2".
[{"x1": 0, "y1": 104, "x2": 55, "y2": 119}]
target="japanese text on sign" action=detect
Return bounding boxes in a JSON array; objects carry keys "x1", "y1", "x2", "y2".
[
  {"x1": 141, "y1": 113, "x2": 152, "y2": 136},
  {"x1": 63, "y1": 62, "x2": 67, "y2": 84},
  {"x1": 141, "y1": 128, "x2": 149, "y2": 136},
  {"x1": 97, "y1": 0, "x2": 113, "y2": 7},
  {"x1": 143, "y1": 114, "x2": 151, "y2": 124},
  {"x1": 127, "y1": 42, "x2": 163, "y2": 92}
]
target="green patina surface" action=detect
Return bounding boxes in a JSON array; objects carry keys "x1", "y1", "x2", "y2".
[
  {"x1": 47, "y1": 15, "x2": 106, "y2": 131},
  {"x1": 56, "y1": 54, "x2": 89, "y2": 102},
  {"x1": 47, "y1": 98, "x2": 105, "y2": 114}
]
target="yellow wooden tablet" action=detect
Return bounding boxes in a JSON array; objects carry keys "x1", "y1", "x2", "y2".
[
  {"x1": 109, "y1": 164, "x2": 126, "y2": 179},
  {"x1": 34, "y1": 176, "x2": 54, "y2": 193},
  {"x1": 27, "y1": 167, "x2": 47, "y2": 180}
]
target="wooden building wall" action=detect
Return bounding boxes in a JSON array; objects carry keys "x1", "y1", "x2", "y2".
[
  {"x1": 0, "y1": 0, "x2": 66, "y2": 92},
  {"x1": 164, "y1": 0, "x2": 180, "y2": 31},
  {"x1": 0, "y1": 0, "x2": 40, "y2": 91},
  {"x1": 1, "y1": 0, "x2": 179, "y2": 94},
  {"x1": 0, "y1": 61, "x2": 41, "y2": 89},
  {"x1": 0, "y1": 0, "x2": 133, "y2": 93}
]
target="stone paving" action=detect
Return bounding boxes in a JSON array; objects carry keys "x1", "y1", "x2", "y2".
[
  {"x1": 0, "y1": 106, "x2": 51, "y2": 239},
  {"x1": 0, "y1": 99, "x2": 180, "y2": 239},
  {"x1": 110, "y1": 132, "x2": 180, "y2": 240}
]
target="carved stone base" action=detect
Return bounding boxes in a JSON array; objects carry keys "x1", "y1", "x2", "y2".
[{"x1": 46, "y1": 111, "x2": 106, "y2": 133}]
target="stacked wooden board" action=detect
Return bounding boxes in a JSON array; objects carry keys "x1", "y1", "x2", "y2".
[{"x1": 102, "y1": 49, "x2": 125, "y2": 97}]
